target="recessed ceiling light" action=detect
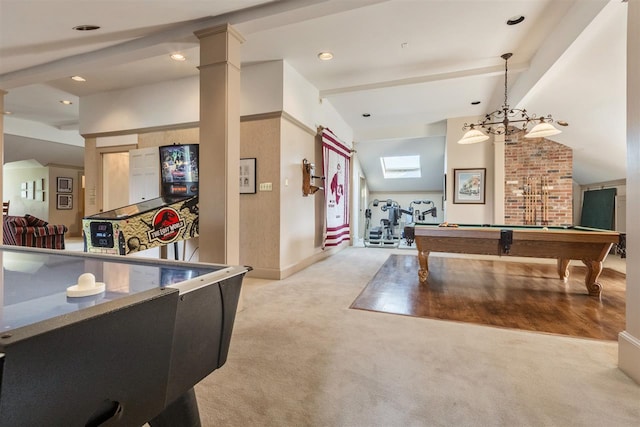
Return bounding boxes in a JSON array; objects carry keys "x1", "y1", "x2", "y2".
[
  {"x1": 362, "y1": 113, "x2": 371, "y2": 117},
  {"x1": 170, "y1": 53, "x2": 186, "y2": 61},
  {"x1": 60, "y1": 100, "x2": 73, "y2": 105},
  {"x1": 506, "y1": 16, "x2": 525, "y2": 25},
  {"x1": 71, "y1": 75, "x2": 86, "y2": 82},
  {"x1": 471, "y1": 101, "x2": 481, "y2": 105},
  {"x1": 317, "y1": 52, "x2": 333, "y2": 61},
  {"x1": 2, "y1": 111, "x2": 12, "y2": 115},
  {"x1": 73, "y1": 24, "x2": 101, "y2": 31}
]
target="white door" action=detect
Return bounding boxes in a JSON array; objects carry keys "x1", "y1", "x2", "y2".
[{"x1": 129, "y1": 147, "x2": 160, "y2": 204}]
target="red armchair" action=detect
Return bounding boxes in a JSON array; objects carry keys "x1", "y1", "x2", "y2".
[{"x1": 2, "y1": 214, "x2": 68, "y2": 249}]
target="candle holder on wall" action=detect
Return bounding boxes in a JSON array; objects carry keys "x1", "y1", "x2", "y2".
[{"x1": 302, "y1": 159, "x2": 324, "y2": 196}]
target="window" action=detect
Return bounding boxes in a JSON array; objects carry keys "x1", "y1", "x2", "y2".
[{"x1": 380, "y1": 155, "x2": 421, "y2": 179}]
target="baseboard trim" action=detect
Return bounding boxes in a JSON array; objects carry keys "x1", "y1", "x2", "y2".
[
  {"x1": 279, "y1": 245, "x2": 343, "y2": 279},
  {"x1": 246, "y1": 245, "x2": 345, "y2": 280},
  {"x1": 619, "y1": 331, "x2": 640, "y2": 384}
]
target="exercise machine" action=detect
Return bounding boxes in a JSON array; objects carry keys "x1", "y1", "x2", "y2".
[
  {"x1": 403, "y1": 200, "x2": 437, "y2": 246},
  {"x1": 408, "y1": 200, "x2": 437, "y2": 223},
  {"x1": 364, "y1": 199, "x2": 411, "y2": 248}
]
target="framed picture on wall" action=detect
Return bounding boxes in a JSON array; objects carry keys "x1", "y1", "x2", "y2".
[
  {"x1": 57, "y1": 177, "x2": 73, "y2": 193},
  {"x1": 453, "y1": 168, "x2": 486, "y2": 204},
  {"x1": 57, "y1": 194, "x2": 73, "y2": 210},
  {"x1": 239, "y1": 158, "x2": 257, "y2": 194}
]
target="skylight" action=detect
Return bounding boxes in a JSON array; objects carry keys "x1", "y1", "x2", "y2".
[{"x1": 380, "y1": 155, "x2": 421, "y2": 179}]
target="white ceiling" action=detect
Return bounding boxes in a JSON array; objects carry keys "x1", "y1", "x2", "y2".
[{"x1": 0, "y1": 0, "x2": 628, "y2": 188}]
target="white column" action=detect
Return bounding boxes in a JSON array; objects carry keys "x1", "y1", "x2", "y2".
[
  {"x1": 619, "y1": 0, "x2": 640, "y2": 383},
  {"x1": 195, "y1": 24, "x2": 244, "y2": 265},
  {"x1": 493, "y1": 135, "x2": 505, "y2": 224}
]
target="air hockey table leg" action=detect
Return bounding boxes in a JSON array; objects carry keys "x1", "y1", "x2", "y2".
[{"x1": 148, "y1": 387, "x2": 201, "y2": 427}]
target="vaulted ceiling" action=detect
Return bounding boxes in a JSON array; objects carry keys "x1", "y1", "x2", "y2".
[{"x1": 0, "y1": 0, "x2": 627, "y2": 188}]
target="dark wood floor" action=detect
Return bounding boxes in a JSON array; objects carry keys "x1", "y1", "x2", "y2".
[{"x1": 351, "y1": 254, "x2": 626, "y2": 340}]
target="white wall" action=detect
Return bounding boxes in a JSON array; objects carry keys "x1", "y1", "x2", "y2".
[
  {"x1": 80, "y1": 59, "x2": 354, "y2": 143},
  {"x1": 282, "y1": 61, "x2": 319, "y2": 132},
  {"x1": 81, "y1": 76, "x2": 200, "y2": 135},
  {"x1": 445, "y1": 116, "x2": 494, "y2": 224},
  {"x1": 242, "y1": 61, "x2": 284, "y2": 116},
  {"x1": 3, "y1": 166, "x2": 48, "y2": 219},
  {"x1": 5, "y1": 116, "x2": 84, "y2": 147}
]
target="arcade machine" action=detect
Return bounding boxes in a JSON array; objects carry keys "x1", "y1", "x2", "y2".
[{"x1": 83, "y1": 144, "x2": 199, "y2": 257}]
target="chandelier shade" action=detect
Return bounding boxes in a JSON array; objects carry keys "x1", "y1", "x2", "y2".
[
  {"x1": 458, "y1": 127, "x2": 490, "y2": 144},
  {"x1": 524, "y1": 120, "x2": 562, "y2": 139},
  {"x1": 457, "y1": 53, "x2": 562, "y2": 144}
]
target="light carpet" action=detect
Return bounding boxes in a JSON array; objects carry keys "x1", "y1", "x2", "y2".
[{"x1": 194, "y1": 247, "x2": 639, "y2": 426}]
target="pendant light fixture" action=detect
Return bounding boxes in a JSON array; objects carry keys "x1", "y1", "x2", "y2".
[{"x1": 458, "y1": 53, "x2": 563, "y2": 144}]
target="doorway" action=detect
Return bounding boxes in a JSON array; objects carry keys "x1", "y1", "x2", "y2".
[
  {"x1": 359, "y1": 176, "x2": 367, "y2": 242},
  {"x1": 102, "y1": 152, "x2": 130, "y2": 211}
]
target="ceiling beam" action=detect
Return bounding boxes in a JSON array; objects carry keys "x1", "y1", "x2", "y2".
[{"x1": 320, "y1": 62, "x2": 528, "y2": 97}]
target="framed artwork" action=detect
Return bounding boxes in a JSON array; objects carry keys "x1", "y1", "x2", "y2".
[
  {"x1": 239, "y1": 158, "x2": 257, "y2": 194},
  {"x1": 57, "y1": 194, "x2": 73, "y2": 210},
  {"x1": 57, "y1": 177, "x2": 73, "y2": 193},
  {"x1": 453, "y1": 168, "x2": 486, "y2": 204}
]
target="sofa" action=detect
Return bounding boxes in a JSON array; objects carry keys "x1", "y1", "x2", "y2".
[{"x1": 2, "y1": 214, "x2": 68, "y2": 249}]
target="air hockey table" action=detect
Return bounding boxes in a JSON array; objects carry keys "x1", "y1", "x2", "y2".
[{"x1": 0, "y1": 245, "x2": 249, "y2": 426}]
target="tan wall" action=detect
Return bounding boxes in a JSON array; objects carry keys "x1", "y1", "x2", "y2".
[
  {"x1": 48, "y1": 165, "x2": 84, "y2": 236},
  {"x1": 138, "y1": 127, "x2": 199, "y2": 149},
  {"x1": 239, "y1": 114, "x2": 281, "y2": 273}
]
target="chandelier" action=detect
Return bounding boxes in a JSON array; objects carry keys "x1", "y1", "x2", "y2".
[{"x1": 458, "y1": 53, "x2": 564, "y2": 144}]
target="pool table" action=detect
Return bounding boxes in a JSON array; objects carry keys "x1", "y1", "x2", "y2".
[{"x1": 411, "y1": 224, "x2": 620, "y2": 297}]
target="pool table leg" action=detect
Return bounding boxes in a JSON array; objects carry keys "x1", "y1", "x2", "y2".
[
  {"x1": 557, "y1": 259, "x2": 570, "y2": 281},
  {"x1": 582, "y1": 259, "x2": 603, "y2": 298},
  {"x1": 418, "y1": 250, "x2": 430, "y2": 283}
]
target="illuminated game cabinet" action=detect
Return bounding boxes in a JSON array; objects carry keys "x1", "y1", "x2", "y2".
[{"x1": 83, "y1": 144, "x2": 199, "y2": 255}]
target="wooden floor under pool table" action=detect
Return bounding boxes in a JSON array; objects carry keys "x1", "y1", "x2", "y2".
[{"x1": 410, "y1": 224, "x2": 620, "y2": 298}]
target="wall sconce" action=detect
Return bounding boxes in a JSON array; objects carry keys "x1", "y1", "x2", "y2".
[{"x1": 302, "y1": 159, "x2": 324, "y2": 196}]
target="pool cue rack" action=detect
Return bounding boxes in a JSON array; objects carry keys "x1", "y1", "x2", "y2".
[{"x1": 523, "y1": 175, "x2": 550, "y2": 225}]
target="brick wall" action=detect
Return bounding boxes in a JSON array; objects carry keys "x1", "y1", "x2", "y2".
[{"x1": 504, "y1": 137, "x2": 573, "y2": 226}]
